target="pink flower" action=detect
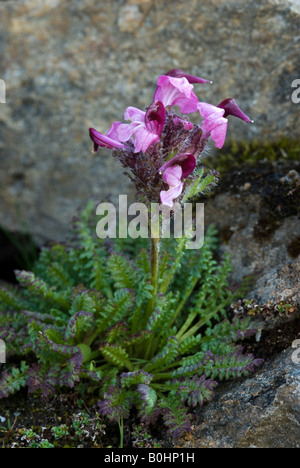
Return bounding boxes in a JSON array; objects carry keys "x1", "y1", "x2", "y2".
[
  {"x1": 154, "y1": 75, "x2": 200, "y2": 114},
  {"x1": 117, "y1": 101, "x2": 166, "y2": 153},
  {"x1": 197, "y1": 103, "x2": 228, "y2": 149},
  {"x1": 145, "y1": 100, "x2": 166, "y2": 136},
  {"x1": 160, "y1": 166, "x2": 184, "y2": 208},
  {"x1": 89, "y1": 122, "x2": 126, "y2": 152},
  {"x1": 159, "y1": 153, "x2": 196, "y2": 207},
  {"x1": 198, "y1": 99, "x2": 253, "y2": 149}
]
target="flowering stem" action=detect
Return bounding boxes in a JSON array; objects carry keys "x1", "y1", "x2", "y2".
[
  {"x1": 147, "y1": 236, "x2": 161, "y2": 316},
  {"x1": 143, "y1": 237, "x2": 161, "y2": 360}
]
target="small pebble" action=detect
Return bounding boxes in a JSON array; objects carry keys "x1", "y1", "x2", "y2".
[{"x1": 242, "y1": 182, "x2": 252, "y2": 191}]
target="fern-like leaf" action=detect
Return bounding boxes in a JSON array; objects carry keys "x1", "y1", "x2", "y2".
[
  {"x1": 107, "y1": 254, "x2": 140, "y2": 290},
  {"x1": 98, "y1": 386, "x2": 134, "y2": 422},
  {"x1": 169, "y1": 375, "x2": 218, "y2": 407},
  {"x1": 120, "y1": 371, "x2": 153, "y2": 388},
  {"x1": 99, "y1": 343, "x2": 133, "y2": 371},
  {"x1": 0, "y1": 362, "x2": 29, "y2": 399}
]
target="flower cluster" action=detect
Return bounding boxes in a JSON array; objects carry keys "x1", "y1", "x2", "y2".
[{"x1": 90, "y1": 69, "x2": 252, "y2": 207}]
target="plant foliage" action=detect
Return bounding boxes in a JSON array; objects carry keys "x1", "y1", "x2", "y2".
[{"x1": 0, "y1": 202, "x2": 263, "y2": 437}]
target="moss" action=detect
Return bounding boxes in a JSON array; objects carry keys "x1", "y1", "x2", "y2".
[
  {"x1": 0, "y1": 392, "x2": 168, "y2": 448},
  {"x1": 203, "y1": 139, "x2": 300, "y2": 242},
  {"x1": 209, "y1": 138, "x2": 300, "y2": 174}
]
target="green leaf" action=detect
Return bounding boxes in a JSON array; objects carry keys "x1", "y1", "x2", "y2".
[
  {"x1": 107, "y1": 254, "x2": 140, "y2": 290},
  {"x1": 78, "y1": 343, "x2": 92, "y2": 363},
  {"x1": 99, "y1": 343, "x2": 133, "y2": 371},
  {"x1": 97, "y1": 289, "x2": 134, "y2": 332},
  {"x1": 182, "y1": 169, "x2": 218, "y2": 203}
]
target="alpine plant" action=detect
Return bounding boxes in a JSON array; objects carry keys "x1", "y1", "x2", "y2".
[{"x1": 0, "y1": 70, "x2": 263, "y2": 439}]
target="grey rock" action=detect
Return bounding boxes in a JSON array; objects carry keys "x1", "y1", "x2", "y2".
[
  {"x1": 0, "y1": 0, "x2": 299, "y2": 242},
  {"x1": 178, "y1": 161, "x2": 300, "y2": 448},
  {"x1": 179, "y1": 348, "x2": 300, "y2": 448},
  {"x1": 204, "y1": 163, "x2": 300, "y2": 306}
]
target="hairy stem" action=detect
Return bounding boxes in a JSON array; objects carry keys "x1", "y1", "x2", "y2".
[
  {"x1": 143, "y1": 236, "x2": 161, "y2": 360},
  {"x1": 146, "y1": 236, "x2": 161, "y2": 317}
]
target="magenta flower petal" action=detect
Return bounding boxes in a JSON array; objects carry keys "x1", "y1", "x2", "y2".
[
  {"x1": 154, "y1": 76, "x2": 199, "y2": 113},
  {"x1": 198, "y1": 102, "x2": 228, "y2": 149},
  {"x1": 160, "y1": 153, "x2": 196, "y2": 179},
  {"x1": 89, "y1": 125, "x2": 126, "y2": 151},
  {"x1": 106, "y1": 121, "x2": 124, "y2": 140},
  {"x1": 159, "y1": 153, "x2": 195, "y2": 207},
  {"x1": 145, "y1": 101, "x2": 166, "y2": 137},
  {"x1": 166, "y1": 68, "x2": 212, "y2": 85},
  {"x1": 160, "y1": 182, "x2": 184, "y2": 208},
  {"x1": 163, "y1": 165, "x2": 183, "y2": 187},
  {"x1": 116, "y1": 122, "x2": 139, "y2": 142},
  {"x1": 133, "y1": 125, "x2": 160, "y2": 153},
  {"x1": 124, "y1": 106, "x2": 145, "y2": 123},
  {"x1": 218, "y1": 98, "x2": 253, "y2": 123},
  {"x1": 209, "y1": 118, "x2": 228, "y2": 149},
  {"x1": 122, "y1": 104, "x2": 162, "y2": 153},
  {"x1": 198, "y1": 102, "x2": 225, "y2": 119}
]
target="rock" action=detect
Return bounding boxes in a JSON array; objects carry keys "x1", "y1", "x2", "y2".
[
  {"x1": 0, "y1": 0, "x2": 299, "y2": 242},
  {"x1": 204, "y1": 161, "x2": 300, "y2": 306},
  {"x1": 178, "y1": 348, "x2": 300, "y2": 448},
  {"x1": 118, "y1": 4, "x2": 145, "y2": 33},
  {"x1": 179, "y1": 159, "x2": 300, "y2": 448}
]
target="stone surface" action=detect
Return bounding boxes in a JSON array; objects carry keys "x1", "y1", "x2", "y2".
[
  {"x1": 179, "y1": 159, "x2": 300, "y2": 448},
  {"x1": 0, "y1": 0, "x2": 299, "y2": 242},
  {"x1": 178, "y1": 348, "x2": 300, "y2": 448},
  {"x1": 204, "y1": 162, "x2": 300, "y2": 306}
]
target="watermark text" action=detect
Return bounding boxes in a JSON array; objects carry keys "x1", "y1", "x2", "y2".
[
  {"x1": 0, "y1": 79, "x2": 5, "y2": 104},
  {"x1": 291, "y1": 79, "x2": 300, "y2": 104},
  {"x1": 292, "y1": 339, "x2": 300, "y2": 364},
  {"x1": 96, "y1": 195, "x2": 204, "y2": 250},
  {"x1": 0, "y1": 339, "x2": 6, "y2": 364}
]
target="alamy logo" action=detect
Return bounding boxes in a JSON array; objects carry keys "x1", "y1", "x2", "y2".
[
  {"x1": 96, "y1": 195, "x2": 205, "y2": 250},
  {"x1": 292, "y1": 339, "x2": 300, "y2": 364},
  {"x1": 291, "y1": 79, "x2": 300, "y2": 104},
  {"x1": 0, "y1": 339, "x2": 6, "y2": 364},
  {"x1": 0, "y1": 79, "x2": 5, "y2": 104}
]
